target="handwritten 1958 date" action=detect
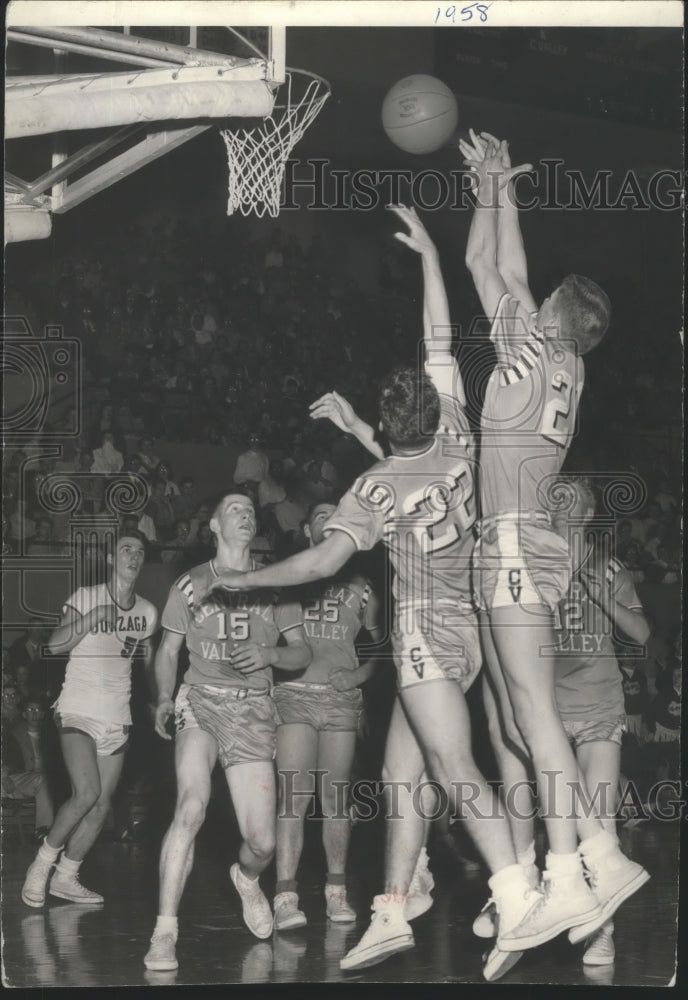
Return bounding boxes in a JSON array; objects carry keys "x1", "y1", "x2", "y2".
[{"x1": 435, "y1": 3, "x2": 492, "y2": 24}]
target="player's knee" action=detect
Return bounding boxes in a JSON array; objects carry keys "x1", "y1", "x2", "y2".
[
  {"x1": 73, "y1": 783, "x2": 100, "y2": 812},
  {"x1": 246, "y1": 830, "x2": 275, "y2": 862},
  {"x1": 176, "y1": 793, "x2": 207, "y2": 835}
]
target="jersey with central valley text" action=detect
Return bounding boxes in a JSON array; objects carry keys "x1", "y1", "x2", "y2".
[
  {"x1": 325, "y1": 358, "x2": 476, "y2": 607},
  {"x1": 299, "y1": 576, "x2": 374, "y2": 680},
  {"x1": 162, "y1": 561, "x2": 303, "y2": 689},
  {"x1": 481, "y1": 293, "x2": 584, "y2": 517}
]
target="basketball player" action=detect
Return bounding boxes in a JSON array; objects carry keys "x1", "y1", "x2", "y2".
[
  {"x1": 143, "y1": 492, "x2": 311, "y2": 972},
  {"x1": 462, "y1": 131, "x2": 648, "y2": 950},
  {"x1": 203, "y1": 207, "x2": 574, "y2": 980},
  {"x1": 21, "y1": 530, "x2": 157, "y2": 908},
  {"x1": 272, "y1": 501, "x2": 382, "y2": 931},
  {"x1": 474, "y1": 476, "x2": 650, "y2": 968}
]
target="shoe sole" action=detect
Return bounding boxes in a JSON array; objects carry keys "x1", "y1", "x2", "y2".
[
  {"x1": 274, "y1": 913, "x2": 307, "y2": 931},
  {"x1": 583, "y1": 952, "x2": 615, "y2": 967},
  {"x1": 568, "y1": 869, "x2": 649, "y2": 945},
  {"x1": 21, "y1": 892, "x2": 45, "y2": 908},
  {"x1": 230, "y1": 865, "x2": 273, "y2": 940},
  {"x1": 328, "y1": 910, "x2": 356, "y2": 923},
  {"x1": 49, "y1": 888, "x2": 103, "y2": 905},
  {"x1": 483, "y1": 948, "x2": 524, "y2": 982},
  {"x1": 144, "y1": 957, "x2": 179, "y2": 971},
  {"x1": 499, "y1": 902, "x2": 602, "y2": 952},
  {"x1": 340, "y1": 933, "x2": 414, "y2": 971},
  {"x1": 405, "y1": 894, "x2": 433, "y2": 922}
]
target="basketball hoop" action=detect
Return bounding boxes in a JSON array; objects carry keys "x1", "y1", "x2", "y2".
[{"x1": 220, "y1": 69, "x2": 330, "y2": 218}]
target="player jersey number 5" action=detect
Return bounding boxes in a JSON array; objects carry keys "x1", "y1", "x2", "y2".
[
  {"x1": 401, "y1": 461, "x2": 475, "y2": 554},
  {"x1": 539, "y1": 367, "x2": 582, "y2": 449}
]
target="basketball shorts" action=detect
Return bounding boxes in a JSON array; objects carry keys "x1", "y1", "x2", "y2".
[
  {"x1": 174, "y1": 682, "x2": 277, "y2": 768},
  {"x1": 392, "y1": 599, "x2": 481, "y2": 692},
  {"x1": 562, "y1": 715, "x2": 626, "y2": 748},
  {"x1": 473, "y1": 511, "x2": 571, "y2": 613},
  {"x1": 54, "y1": 711, "x2": 130, "y2": 756},
  {"x1": 273, "y1": 681, "x2": 363, "y2": 732}
]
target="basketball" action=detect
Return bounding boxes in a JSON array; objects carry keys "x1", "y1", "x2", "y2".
[{"x1": 382, "y1": 74, "x2": 459, "y2": 154}]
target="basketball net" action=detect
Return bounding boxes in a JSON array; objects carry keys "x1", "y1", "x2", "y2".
[{"x1": 221, "y1": 70, "x2": 330, "y2": 218}]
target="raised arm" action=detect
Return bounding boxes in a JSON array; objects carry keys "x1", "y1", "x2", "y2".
[
  {"x1": 461, "y1": 131, "x2": 536, "y2": 311},
  {"x1": 310, "y1": 391, "x2": 384, "y2": 460},
  {"x1": 48, "y1": 602, "x2": 117, "y2": 655},
  {"x1": 464, "y1": 140, "x2": 509, "y2": 320}
]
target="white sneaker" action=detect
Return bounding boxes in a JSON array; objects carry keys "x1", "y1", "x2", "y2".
[
  {"x1": 340, "y1": 896, "x2": 414, "y2": 971},
  {"x1": 483, "y1": 946, "x2": 524, "y2": 982},
  {"x1": 405, "y1": 851, "x2": 434, "y2": 922},
  {"x1": 230, "y1": 864, "x2": 273, "y2": 939},
  {"x1": 49, "y1": 870, "x2": 104, "y2": 905},
  {"x1": 583, "y1": 920, "x2": 615, "y2": 966},
  {"x1": 498, "y1": 871, "x2": 601, "y2": 952},
  {"x1": 569, "y1": 849, "x2": 649, "y2": 944},
  {"x1": 325, "y1": 884, "x2": 356, "y2": 923},
  {"x1": 474, "y1": 862, "x2": 539, "y2": 939},
  {"x1": 21, "y1": 857, "x2": 53, "y2": 908},
  {"x1": 473, "y1": 898, "x2": 497, "y2": 939},
  {"x1": 144, "y1": 932, "x2": 178, "y2": 971},
  {"x1": 273, "y1": 891, "x2": 307, "y2": 930}
]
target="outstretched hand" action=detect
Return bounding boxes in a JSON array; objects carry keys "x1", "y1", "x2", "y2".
[
  {"x1": 197, "y1": 571, "x2": 248, "y2": 604},
  {"x1": 310, "y1": 390, "x2": 357, "y2": 434},
  {"x1": 387, "y1": 203, "x2": 437, "y2": 256},
  {"x1": 459, "y1": 129, "x2": 532, "y2": 191}
]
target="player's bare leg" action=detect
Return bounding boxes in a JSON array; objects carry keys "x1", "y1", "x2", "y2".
[
  {"x1": 274, "y1": 723, "x2": 317, "y2": 929},
  {"x1": 144, "y1": 728, "x2": 215, "y2": 971},
  {"x1": 226, "y1": 760, "x2": 276, "y2": 939},
  {"x1": 61, "y1": 750, "x2": 125, "y2": 863},
  {"x1": 317, "y1": 729, "x2": 357, "y2": 921}
]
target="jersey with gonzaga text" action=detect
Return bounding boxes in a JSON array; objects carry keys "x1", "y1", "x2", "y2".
[
  {"x1": 325, "y1": 358, "x2": 476, "y2": 607},
  {"x1": 481, "y1": 293, "x2": 585, "y2": 516},
  {"x1": 300, "y1": 577, "x2": 373, "y2": 679},
  {"x1": 56, "y1": 584, "x2": 157, "y2": 725},
  {"x1": 554, "y1": 553, "x2": 641, "y2": 721},
  {"x1": 162, "y1": 561, "x2": 302, "y2": 689}
]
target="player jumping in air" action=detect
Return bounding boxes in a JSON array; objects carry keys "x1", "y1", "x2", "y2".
[{"x1": 462, "y1": 130, "x2": 649, "y2": 953}]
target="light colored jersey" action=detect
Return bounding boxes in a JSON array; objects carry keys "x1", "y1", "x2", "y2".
[
  {"x1": 162, "y1": 561, "x2": 302, "y2": 689},
  {"x1": 554, "y1": 553, "x2": 641, "y2": 721},
  {"x1": 326, "y1": 358, "x2": 476, "y2": 606},
  {"x1": 300, "y1": 576, "x2": 374, "y2": 682},
  {"x1": 481, "y1": 293, "x2": 584, "y2": 516},
  {"x1": 56, "y1": 584, "x2": 157, "y2": 724}
]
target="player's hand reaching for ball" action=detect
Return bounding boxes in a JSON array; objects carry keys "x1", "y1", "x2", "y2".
[
  {"x1": 310, "y1": 391, "x2": 357, "y2": 434},
  {"x1": 388, "y1": 203, "x2": 437, "y2": 257},
  {"x1": 329, "y1": 668, "x2": 358, "y2": 692},
  {"x1": 230, "y1": 642, "x2": 270, "y2": 674},
  {"x1": 154, "y1": 698, "x2": 174, "y2": 740},
  {"x1": 459, "y1": 129, "x2": 532, "y2": 191}
]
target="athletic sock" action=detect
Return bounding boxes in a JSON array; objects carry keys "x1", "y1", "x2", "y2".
[
  {"x1": 38, "y1": 840, "x2": 61, "y2": 864},
  {"x1": 516, "y1": 841, "x2": 537, "y2": 869},
  {"x1": 276, "y1": 879, "x2": 298, "y2": 895},
  {"x1": 326, "y1": 872, "x2": 346, "y2": 887},
  {"x1": 154, "y1": 915, "x2": 178, "y2": 937},
  {"x1": 56, "y1": 855, "x2": 81, "y2": 877}
]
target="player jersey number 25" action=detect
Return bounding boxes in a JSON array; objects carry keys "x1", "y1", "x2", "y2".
[
  {"x1": 402, "y1": 461, "x2": 475, "y2": 554},
  {"x1": 539, "y1": 368, "x2": 581, "y2": 448}
]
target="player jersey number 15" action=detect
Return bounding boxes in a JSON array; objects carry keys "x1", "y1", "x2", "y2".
[{"x1": 403, "y1": 463, "x2": 475, "y2": 554}]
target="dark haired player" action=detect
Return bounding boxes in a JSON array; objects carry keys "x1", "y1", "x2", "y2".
[
  {"x1": 22, "y1": 530, "x2": 157, "y2": 908},
  {"x1": 144, "y1": 492, "x2": 310, "y2": 972},
  {"x1": 204, "y1": 207, "x2": 573, "y2": 979},
  {"x1": 462, "y1": 131, "x2": 648, "y2": 952}
]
